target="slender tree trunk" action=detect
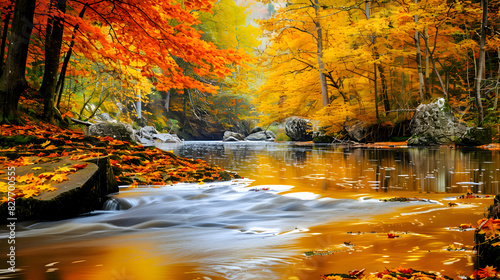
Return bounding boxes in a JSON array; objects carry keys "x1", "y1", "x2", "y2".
[
  {"x1": 366, "y1": 0, "x2": 379, "y2": 120},
  {"x1": 424, "y1": 26, "x2": 430, "y2": 99},
  {"x1": 165, "y1": 90, "x2": 171, "y2": 112},
  {"x1": 313, "y1": 0, "x2": 329, "y2": 107},
  {"x1": 40, "y1": 0, "x2": 67, "y2": 123},
  {"x1": 136, "y1": 89, "x2": 142, "y2": 119},
  {"x1": 56, "y1": 4, "x2": 86, "y2": 108},
  {"x1": 0, "y1": 0, "x2": 36, "y2": 124},
  {"x1": 377, "y1": 63, "x2": 390, "y2": 112},
  {"x1": 374, "y1": 61, "x2": 379, "y2": 120},
  {"x1": 494, "y1": 47, "x2": 499, "y2": 111},
  {"x1": 414, "y1": 0, "x2": 425, "y2": 102},
  {"x1": 0, "y1": 0, "x2": 13, "y2": 76},
  {"x1": 475, "y1": 0, "x2": 487, "y2": 127}
]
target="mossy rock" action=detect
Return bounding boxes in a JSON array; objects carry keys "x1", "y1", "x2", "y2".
[{"x1": 0, "y1": 156, "x2": 118, "y2": 221}]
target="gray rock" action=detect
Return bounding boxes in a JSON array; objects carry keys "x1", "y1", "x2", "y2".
[
  {"x1": 345, "y1": 119, "x2": 369, "y2": 142},
  {"x1": 153, "y1": 133, "x2": 182, "y2": 143},
  {"x1": 408, "y1": 98, "x2": 467, "y2": 146},
  {"x1": 245, "y1": 131, "x2": 276, "y2": 141},
  {"x1": 284, "y1": 117, "x2": 313, "y2": 141},
  {"x1": 223, "y1": 131, "x2": 245, "y2": 141},
  {"x1": 98, "y1": 113, "x2": 116, "y2": 122},
  {"x1": 250, "y1": 126, "x2": 263, "y2": 134},
  {"x1": 138, "y1": 126, "x2": 159, "y2": 141},
  {"x1": 136, "y1": 126, "x2": 182, "y2": 144},
  {"x1": 87, "y1": 122, "x2": 136, "y2": 141},
  {"x1": 456, "y1": 127, "x2": 492, "y2": 146}
]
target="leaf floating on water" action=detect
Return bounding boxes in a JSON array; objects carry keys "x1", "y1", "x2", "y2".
[{"x1": 387, "y1": 233, "x2": 400, "y2": 239}]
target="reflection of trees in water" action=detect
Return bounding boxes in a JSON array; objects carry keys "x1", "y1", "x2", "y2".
[{"x1": 166, "y1": 142, "x2": 499, "y2": 194}]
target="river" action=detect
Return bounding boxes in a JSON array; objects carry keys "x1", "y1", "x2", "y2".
[{"x1": 1, "y1": 142, "x2": 499, "y2": 280}]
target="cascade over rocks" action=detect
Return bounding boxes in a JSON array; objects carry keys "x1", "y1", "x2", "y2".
[
  {"x1": 408, "y1": 98, "x2": 467, "y2": 146},
  {"x1": 284, "y1": 117, "x2": 313, "y2": 141}
]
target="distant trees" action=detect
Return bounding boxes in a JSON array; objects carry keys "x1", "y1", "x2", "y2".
[
  {"x1": 257, "y1": 0, "x2": 500, "y2": 135},
  {"x1": 0, "y1": 0, "x2": 251, "y2": 125}
]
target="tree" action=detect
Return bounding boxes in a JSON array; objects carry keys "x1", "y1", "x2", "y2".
[
  {"x1": 476, "y1": 0, "x2": 487, "y2": 127},
  {"x1": 0, "y1": 0, "x2": 36, "y2": 123},
  {"x1": 39, "y1": 0, "x2": 67, "y2": 124}
]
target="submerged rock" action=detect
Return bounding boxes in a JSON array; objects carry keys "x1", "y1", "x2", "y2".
[
  {"x1": 408, "y1": 98, "x2": 467, "y2": 146},
  {"x1": 284, "y1": 117, "x2": 313, "y2": 141}
]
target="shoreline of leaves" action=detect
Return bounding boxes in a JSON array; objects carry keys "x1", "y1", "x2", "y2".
[{"x1": 0, "y1": 120, "x2": 240, "y2": 202}]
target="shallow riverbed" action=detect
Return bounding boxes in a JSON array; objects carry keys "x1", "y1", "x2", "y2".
[{"x1": 1, "y1": 142, "x2": 498, "y2": 279}]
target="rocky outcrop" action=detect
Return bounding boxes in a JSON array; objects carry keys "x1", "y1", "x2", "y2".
[
  {"x1": 245, "y1": 131, "x2": 276, "y2": 141},
  {"x1": 87, "y1": 122, "x2": 136, "y2": 141},
  {"x1": 0, "y1": 157, "x2": 118, "y2": 221},
  {"x1": 223, "y1": 131, "x2": 245, "y2": 142},
  {"x1": 284, "y1": 117, "x2": 313, "y2": 141},
  {"x1": 345, "y1": 119, "x2": 370, "y2": 142},
  {"x1": 250, "y1": 126, "x2": 263, "y2": 134},
  {"x1": 135, "y1": 126, "x2": 182, "y2": 145},
  {"x1": 408, "y1": 98, "x2": 467, "y2": 146}
]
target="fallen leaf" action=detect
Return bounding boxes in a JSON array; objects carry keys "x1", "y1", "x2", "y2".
[{"x1": 51, "y1": 174, "x2": 68, "y2": 183}]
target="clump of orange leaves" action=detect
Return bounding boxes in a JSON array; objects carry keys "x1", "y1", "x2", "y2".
[
  {"x1": 0, "y1": 119, "x2": 240, "y2": 202},
  {"x1": 322, "y1": 266, "x2": 451, "y2": 280}
]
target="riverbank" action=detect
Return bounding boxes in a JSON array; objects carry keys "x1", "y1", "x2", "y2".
[{"x1": 0, "y1": 118, "x2": 240, "y2": 219}]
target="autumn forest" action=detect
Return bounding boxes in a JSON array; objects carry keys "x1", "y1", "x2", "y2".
[{"x1": 0, "y1": 0, "x2": 498, "y2": 140}]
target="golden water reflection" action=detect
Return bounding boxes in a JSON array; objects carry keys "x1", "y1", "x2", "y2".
[
  {"x1": 171, "y1": 143, "x2": 500, "y2": 195},
  {"x1": 2, "y1": 143, "x2": 499, "y2": 279}
]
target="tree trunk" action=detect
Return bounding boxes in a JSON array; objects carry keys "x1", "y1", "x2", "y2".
[
  {"x1": 40, "y1": 0, "x2": 67, "y2": 124},
  {"x1": 475, "y1": 0, "x2": 487, "y2": 127},
  {"x1": 377, "y1": 63, "x2": 390, "y2": 112},
  {"x1": 0, "y1": 0, "x2": 36, "y2": 124},
  {"x1": 313, "y1": 0, "x2": 329, "y2": 107},
  {"x1": 0, "y1": 0, "x2": 13, "y2": 76},
  {"x1": 136, "y1": 89, "x2": 142, "y2": 119},
  {"x1": 56, "y1": 4, "x2": 86, "y2": 108},
  {"x1": 165, "y1": 90, "x2": 171, "y2": 112},
  {"x1": 414, "y1": 0, "x2": 425, "y2": 102}
]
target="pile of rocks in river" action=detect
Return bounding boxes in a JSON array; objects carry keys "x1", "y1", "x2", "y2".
[
  {"x1": 85, "y1": 114, "x2": 182, "y2": 145},
  {"x1": 223, "y1": 127, "x2": 276, "y2": 142}
]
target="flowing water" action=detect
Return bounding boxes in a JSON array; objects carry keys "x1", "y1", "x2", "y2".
[{"x1": 1, "y1": 142, "x2": 499, "y2": 280}]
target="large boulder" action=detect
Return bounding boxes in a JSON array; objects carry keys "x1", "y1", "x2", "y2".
[
  {"x1": 245, "y1": 131, "x2": 276, "y2": 141},
  {"x1": 456, "y1": 127, "x2": 492, "y2": 146},
  {"x1": 136, "y1": 126, "x2": 182, "y2": 144},
  {"x1": 250, "y1": 126, "x2": 263, "y2": 134},
  {"x1": 284, "y1": 117, "x2": 313, "y2": 141},
  {"x1": 223, "y1": 131, "x2": 245, "y2": 141},
  {"x1": 345, "y1": 119, "x2": 370, "y2": 142},
  {"x1": 87, "y1": 122, "x2": 136, "y2": 141},
  {"x1": 408, "y1": 98, "x2": 467, "y2": 146}
]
